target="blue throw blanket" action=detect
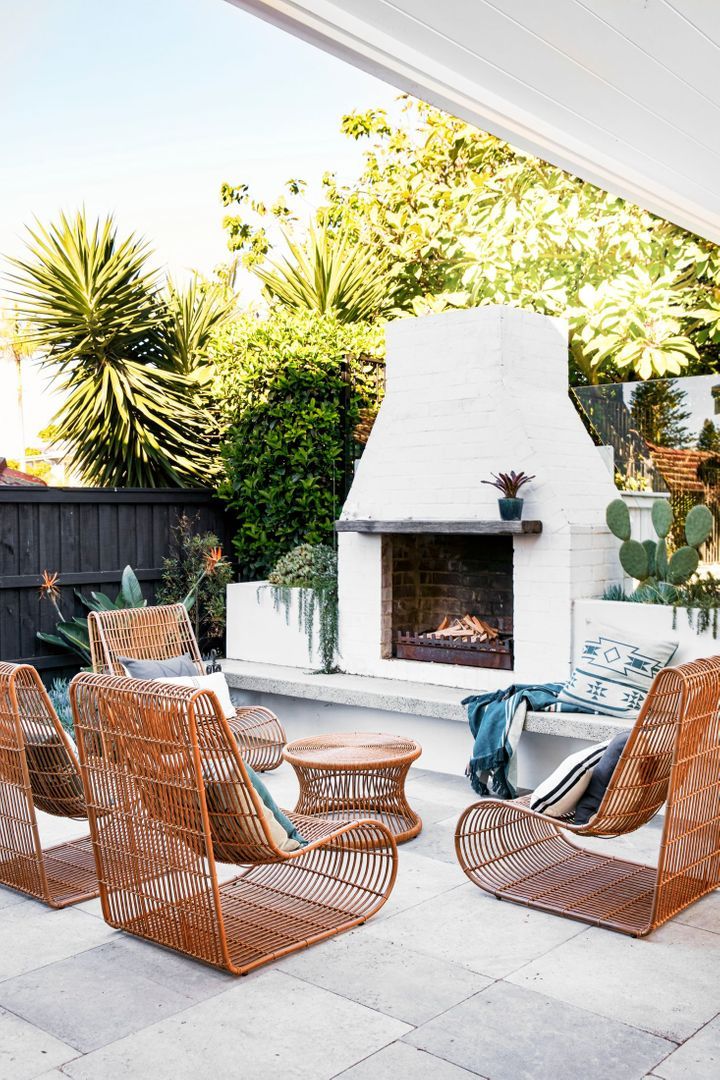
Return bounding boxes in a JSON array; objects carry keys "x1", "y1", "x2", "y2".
[{"x1": 464, "y1": 683, "x2": 591, "y2": 799}]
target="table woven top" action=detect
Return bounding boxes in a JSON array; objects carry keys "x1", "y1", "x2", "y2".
[{"x1": 284, "y1": 731, "x2": 422, "y2": 769}]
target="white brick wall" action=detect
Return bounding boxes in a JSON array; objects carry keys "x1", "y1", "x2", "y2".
[{"x1": 337, "y1": 306, "x2": 622, "y2": 689}]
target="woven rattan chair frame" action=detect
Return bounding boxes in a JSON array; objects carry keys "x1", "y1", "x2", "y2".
[
  {"x1": 87, "y1": 603, "x2": 286, "y2": 771},
  {"x1": 0, "y1": 663, "x2": 98, "y2": 908},
  {"x1": 70, "y1": 673, "x2": 398, "y2": 975},
  {"x1": 456, "y1": 657, "x2": 720, "y2": 937}
]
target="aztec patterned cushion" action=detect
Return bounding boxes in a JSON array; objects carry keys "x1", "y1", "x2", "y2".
[{"x1": 558, "y1": 622, "x2": 678, "y2": 719}]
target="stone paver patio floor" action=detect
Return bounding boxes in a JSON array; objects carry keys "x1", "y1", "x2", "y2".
[{"x1": 1, "y1": 765, "x2": 718, "y2": 1080}]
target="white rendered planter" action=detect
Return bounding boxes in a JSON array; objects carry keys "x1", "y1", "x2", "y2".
[
  {"x1": 226, "y1": 581, "x2": 323, "y2": 669},
  {"x1": 573, "y1": 598, "x2": 720, "y2": 667}
]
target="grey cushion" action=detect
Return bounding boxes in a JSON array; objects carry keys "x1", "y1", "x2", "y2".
[
  {"x1": 574, "y1": 729, "x2": 631, "y2": 825},
  {"x1": 118, "y1": 653, "x2": 197, "y2": 679}
]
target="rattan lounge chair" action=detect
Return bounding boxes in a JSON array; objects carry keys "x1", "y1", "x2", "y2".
[
  {"x1": 70, "y1": 673, "x2": 398, "y2": 974},
  {"x1": 88, "y1": 603, "x2": 286, "y2": 771},
  {"x1": 0, "y1": 662, "x2": 98, "y2": 907},
  {"x1": 456, "y1": 657, "x2": 720, "y2": 937}
]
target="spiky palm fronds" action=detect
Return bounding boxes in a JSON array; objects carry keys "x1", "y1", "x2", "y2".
[
  {"x1": 162, "y1": 277, "x2": 234, "y2": 375},
  {"x1": 254, "y1": 215, "x2": 393, "y2": 324},
  {"x1": 7, "y1": 212, "x2": 214, "y2": 487}
]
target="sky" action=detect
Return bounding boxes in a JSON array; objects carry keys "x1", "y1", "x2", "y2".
[{"x1": 0, "y1": 0, "x2": 398, "y2": 453}]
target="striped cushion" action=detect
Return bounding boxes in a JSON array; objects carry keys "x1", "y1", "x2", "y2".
[
  {"x1": 530, "y1": 741, "x2": 611, "y2": 817},
  {"x1": 558, "y1": 622, "x2": 677, "y2": 718}
]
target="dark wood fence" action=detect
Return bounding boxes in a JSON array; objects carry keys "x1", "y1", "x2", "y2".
[{"x1": 0, "y1": 487, "x2": 233, "y2": 676}]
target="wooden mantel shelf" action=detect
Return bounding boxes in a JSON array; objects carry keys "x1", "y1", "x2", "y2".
[{"x1": 334, "y1": 519, "x2": 542, "y2": 535}]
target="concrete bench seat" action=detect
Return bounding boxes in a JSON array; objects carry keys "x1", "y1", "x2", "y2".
[{"x1": 223, "y1": 660, "x2": 627, "y2": 787}]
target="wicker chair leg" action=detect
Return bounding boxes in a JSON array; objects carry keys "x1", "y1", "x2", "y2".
[
  {"x1": 228, "y1": 707, "x2": 286, "y2": 772},
  {"x1": 455, "y1": 800, "x2": 661, "y2": 937}
]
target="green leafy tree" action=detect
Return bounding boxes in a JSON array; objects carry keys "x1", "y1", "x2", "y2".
[
  {"x1": 629, "y1": 379, "x2": 694, "y2": 447},
  {"x1": 6, "y1": 212, "x2": 231, "y2": 487},
  {"x1": 221, "y1": 98, "x2": 720, "y2": 382},
  {"x1": 213, "y1": 308, "x2": 383, "y2": 577},
  {"x1": 698, "y1": 418, "x2": 720, "y2": 452}
]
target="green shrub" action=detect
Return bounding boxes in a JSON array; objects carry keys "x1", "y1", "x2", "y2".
[
  {"x1": 214, "y1": 308, "x2": 383, "y2": 578},
  {"x1": 157, "y1": 514, "x2": 233, "y2": 652}
]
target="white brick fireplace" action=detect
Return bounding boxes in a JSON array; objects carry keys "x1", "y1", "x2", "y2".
[{"x1": 336, "y1": 306, "x2": 620, "y2": 692}]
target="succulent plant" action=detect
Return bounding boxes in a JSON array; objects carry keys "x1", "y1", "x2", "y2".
[
  {"x1": 482, "y1": 470, "x2": 535, "y2": 498},
  {"x1": 606, "y1": 498, "x2": 712, "y2": 590}
]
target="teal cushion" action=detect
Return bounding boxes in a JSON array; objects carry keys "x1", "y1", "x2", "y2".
[
  {"x1": 245, "y1": 763, "x2": 307, "y2": 847},
  {"x1": 558, "y1": 623, "x2": 677, "y2": 719}
]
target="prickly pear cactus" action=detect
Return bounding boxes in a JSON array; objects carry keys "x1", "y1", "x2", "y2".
[
  {"x1": 606, "y1": 499, "x2": 631, "y2": 541},
  {"x1": 668, "y1": 547, "x2": 700, "y2": 584},
  {"x1": 685, "y1": 505, "x2": 713, "y2": 549},
  {"x1": 642, "y1": 539, "x2": 657, "y2": 578},
  {"x1": 619, "y1": 540, "x2": 649, "y2": 581},
  {"x1": 651, "y1": 499, "x2": 673, "y2": 539},
  {"x1": 606, "y1": 496, "x2": 711, "y2": 590}
]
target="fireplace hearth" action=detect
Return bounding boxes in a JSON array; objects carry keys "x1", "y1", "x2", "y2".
[
  {"x1": 336, "y1": 307, "x2": 621, "y2": 690},
  {"x1": 382, "y1": 533, "x2": 514, "y2": 669}
]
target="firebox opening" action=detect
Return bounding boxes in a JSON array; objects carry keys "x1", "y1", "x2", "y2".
[{"x1": 382, "y1": 534, "x2": 514, "y2": 670}]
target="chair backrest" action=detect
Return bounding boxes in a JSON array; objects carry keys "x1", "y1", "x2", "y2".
[
  {"x1": 88, "y1": 604, "x2": 204, "y2": 676},
  {"x1": 0, "y1": 662, "x2": 85, "y2": 820},
  {"x1": 580, "y1": 655, "x2": 720, "y2": 838},
  {"x1": 70, "y1": 672, "x2": 285, "y2": 888}
]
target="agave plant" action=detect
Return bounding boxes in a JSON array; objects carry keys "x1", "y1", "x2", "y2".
[
  {"x1": 6, "y1": 211, "x2": 220, "y2": 487},
  {"x1": 254, "y1": 214, "x2": 394, "y2": 324}
]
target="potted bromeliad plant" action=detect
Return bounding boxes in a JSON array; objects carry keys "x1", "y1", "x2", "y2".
[{"x1": 482, "y1": 470, "x2": 535, "y2": 521}]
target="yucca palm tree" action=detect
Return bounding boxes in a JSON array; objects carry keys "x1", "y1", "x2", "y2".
[
  {"x1": 254, "y1": 215, "x2": 394, "y2": 323},
  {"x1": 163, "y1": 276, "x2": 234, "y2": 375},
  {"x1": 6, "y1": 212, "x2": 225, "y2": 488}
]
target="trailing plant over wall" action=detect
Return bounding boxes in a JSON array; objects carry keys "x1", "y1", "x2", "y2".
[
  {"x1": 214, "y1": 308, "x2": 383, "y2": 578},
  {"x1": 267, "y1": 544, "x2": 339, "y2": 673},
  {"x1": 602, "y1": 576, "x2": 720, "y2": 639},
  {"x1": 157, "y1": 514, "x2": 233, "y2": 653}
]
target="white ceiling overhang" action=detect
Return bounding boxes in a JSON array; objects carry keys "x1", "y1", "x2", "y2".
[{"x1": 226, "y1": 0, "x2": 720, "y2": 243}]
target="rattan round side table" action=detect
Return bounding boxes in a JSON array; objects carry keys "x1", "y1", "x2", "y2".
[{"x1": 283, "y1": 732, "x2": 423, "y2": 843}]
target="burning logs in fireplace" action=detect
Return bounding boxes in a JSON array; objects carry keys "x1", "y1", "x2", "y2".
[
  {"x1": 395, "y1": 614, "x2": 513, "y2": 670},
  {"x1": 427, "y1": 614, "x2": 500, "y2": 642}
]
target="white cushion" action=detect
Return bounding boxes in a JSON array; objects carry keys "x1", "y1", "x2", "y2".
[
  {"x1": 154, "y1": 672, "x2": 236, "y2": 720},
  {"x1": 530, "y1": 740, "x2": 611, "y2": 817},
  {"x1": 558, "y1": 622, "x2": 677, "y2": 719}
]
